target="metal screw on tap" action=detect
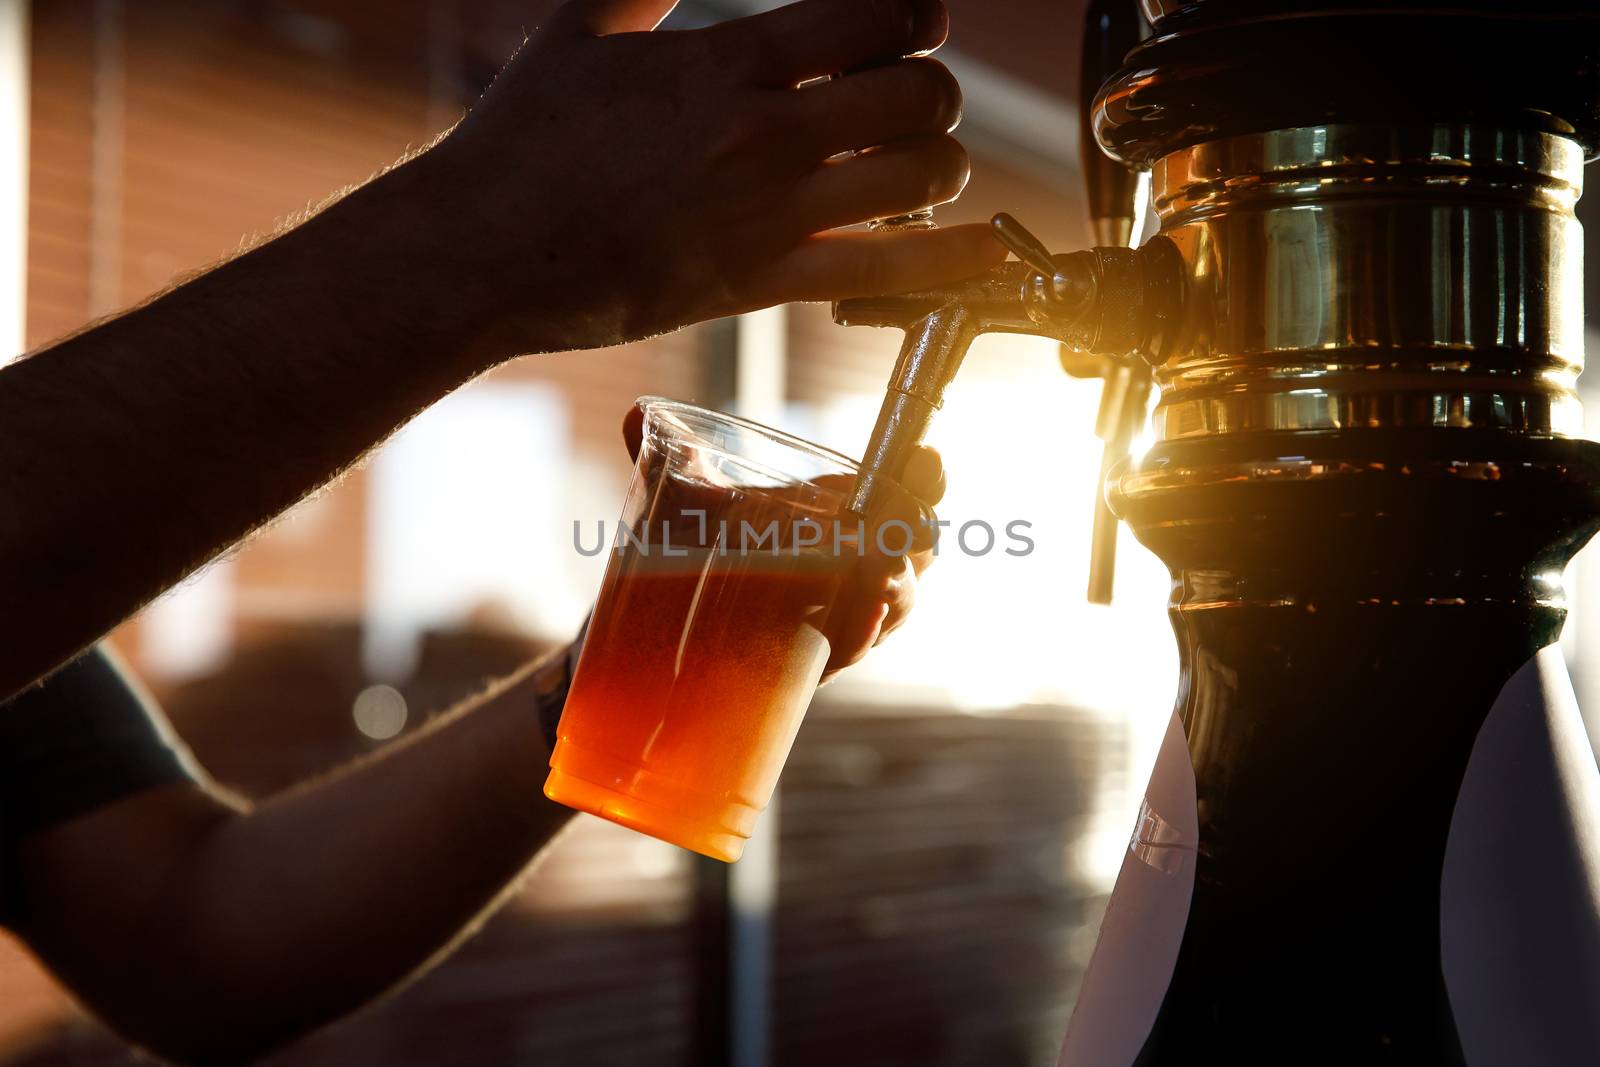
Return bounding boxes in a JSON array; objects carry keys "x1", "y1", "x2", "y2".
[
  {"x1": 868, "y1": 210, "x2": 936, "y2": 231},
  {"x1": 990, "y1": 213, "x2": 1095, "y2": 317}
]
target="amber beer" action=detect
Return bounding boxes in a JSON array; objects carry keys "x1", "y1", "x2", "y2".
[
  {"x1": 546, "y1": 547, "x2": 843, "y2": 860},
  {"x1": 544, "y1": 398, "x2": 860, "y2": 861}
]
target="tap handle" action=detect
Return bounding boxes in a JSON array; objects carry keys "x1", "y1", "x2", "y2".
[
  {"x1": 991, "y1": 213, "x2": 1058, "y2": 277},
  {"x1": 1079, "y1": 0, "x2": 1147, "y2": 248},
  {"x1": 992, "y1": 214, "x2": 1095, "y2": 314}
]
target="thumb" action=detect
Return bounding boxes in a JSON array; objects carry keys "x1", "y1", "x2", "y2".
[{"x1": 558, "y1": 0, "x2": 679, "y2": 34}]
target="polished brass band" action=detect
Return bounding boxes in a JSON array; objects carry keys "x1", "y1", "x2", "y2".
[{"x1": 1146, "y1": 124, "x2": 1586, "y2": 442}]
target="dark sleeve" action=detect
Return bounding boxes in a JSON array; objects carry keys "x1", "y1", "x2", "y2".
[{"x1": 1, "y1": 645, "x2": 199, "y2": 922}]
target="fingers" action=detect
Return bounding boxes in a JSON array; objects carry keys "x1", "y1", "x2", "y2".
[
  {"x1": 862, "y1": 453, "x2": 942, "y2": 558},
  {"x1": 875, "y1": 556, "x2": 918, "y2": 638},
  {"x1": 783, "y1": 58, "x2": 961, "y2": 160},
  {"x1": 821, "y1": 549, "x2": 918, "y2": 675},
  {"x1": 557, "y1": 0, "x2": 680, "y2": 34},
  {"x1": 791, "y1": 134, "x2": 969, "y2": 233},
  {"x1": 714, "y1": 0, "x2": 947, "y2": 87},
  {"x1": 750, "y1": 222, "x2": 1007, "y2": 305},
  {"x1": 822, "y1": 600, "x2": 890, "y2": 676},
  {"x1": 899, "y1": 446, "x2": 946, "y2": 507},
  {"x1": 818, "y1": 445, "x2": 944, "y2": 676},
  {"x1": 810, "y1": 448, "x2": 943, "y2": 508},
  {"x1": 864, "y1": 480, "x2": 935, "y2": 555}
]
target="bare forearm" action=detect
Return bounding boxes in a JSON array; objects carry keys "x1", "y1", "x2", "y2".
[
  {"x1": 170, "y1": 668, "x2": 575, "y2": 1059},
  {"x1": 0, "y1": 150, "x2": 496, "y2": 699},
  {"x1": 21, "y1": 654, "x2": 575, "y2": 1065}
]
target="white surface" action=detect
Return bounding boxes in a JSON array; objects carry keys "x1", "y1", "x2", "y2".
[
  {"x1": 1442, "y1": 646, "x2": 1600, "y2": 1065},
  {"x1": 1057, "y1": 708, "x2": 1196, "y2": 1067}
]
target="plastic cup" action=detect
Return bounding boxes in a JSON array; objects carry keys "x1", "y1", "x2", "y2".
[{"x1": 545, "y1": 397, "x2": 865, "y2": 862}]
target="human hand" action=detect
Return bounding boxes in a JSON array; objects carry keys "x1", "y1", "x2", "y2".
[
  {"x1": 428, "y1": 0, "x2": 1006, "y2": 358},
  {"x1": 813, "y1": 444, "x2": 943, "y2": 680},
  {"x1": 619, "y1": 404, "x2": 943, "y2": 682}
]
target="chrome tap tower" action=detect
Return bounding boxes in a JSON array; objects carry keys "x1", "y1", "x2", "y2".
[{"x1": 838, "y1": 0, "x2": 1600, "y2": 1060}]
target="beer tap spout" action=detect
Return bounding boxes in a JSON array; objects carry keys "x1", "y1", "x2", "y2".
[{"x1": 835, "y1": 214, "x2": 1179, "y2": 533}]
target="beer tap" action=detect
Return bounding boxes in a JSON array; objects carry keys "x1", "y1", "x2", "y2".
[
  {"x1": 836, "y1": 211, "x2": 1179, "y2": 534},
  {"x1": 839, "y1": 2, "x2": 1162, "y2": 603}
]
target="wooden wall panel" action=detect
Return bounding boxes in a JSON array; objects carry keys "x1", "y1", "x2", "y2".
[{"x1": 24, "y1": 0, "x2": 94, "y2": 350}]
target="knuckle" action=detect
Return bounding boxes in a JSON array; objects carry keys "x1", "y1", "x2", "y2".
[
  {"x1": 703, "y1": 21, "x2": 777, "y2": 83},
  {"x1": 924, "y1": 135, "x2": 969, "y2": 200},
  {"x1": 881, "y1": 136, "x2": 967, "y2": 209},
  {"x1": 871, "y1": 60, "x2": 961, "y2": 135},
  {"x1": 917, "y1": 59, "x2": 963, "y2": 129},
  {"x1": 862, "y1": 0, "x2": 916, "y2": 48},
  {"x1": 739, "y1": 35, "x2": 785, "y2": 80},
  {"x1": 704, "y1": 121, "x2": 750, "y2": 165},
  {"x1": 737, "y1": 96, "x2": 787, "y2": 142},
  {"x1": 714, "y1": 96, "x2": 791, "y2": 159}
]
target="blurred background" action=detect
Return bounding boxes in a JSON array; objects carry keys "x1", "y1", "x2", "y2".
[{"x1": 2, "y1": 1, "x2": 1599, "y2": 1065}]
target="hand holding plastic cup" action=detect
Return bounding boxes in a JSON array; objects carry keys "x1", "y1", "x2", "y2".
[{"x1": 544, "y1": 397, "x2": 933, "y2": 861}]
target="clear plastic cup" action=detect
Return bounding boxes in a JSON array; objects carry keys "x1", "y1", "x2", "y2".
[{"x1": 545, "y1": 397, "x2": 865, "y2": 862}]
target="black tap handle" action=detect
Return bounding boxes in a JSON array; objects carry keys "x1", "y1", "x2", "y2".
[
  {"x1": 991, "y1": 213, "x2": 1058, "y2": 277},
  {"x1": 992, "y1": 213, "x2": 1096, "y2": 315},
  {"x1": 1079, "y1": 0, "x2": 1146, "y2": 248}
]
